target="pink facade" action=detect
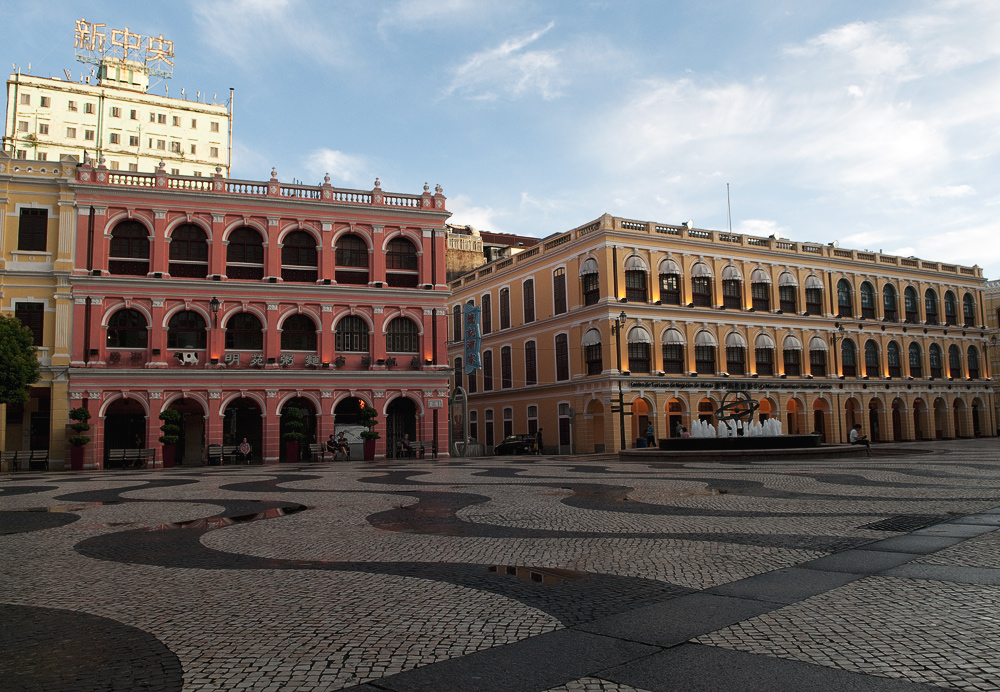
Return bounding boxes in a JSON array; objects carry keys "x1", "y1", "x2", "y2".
[{"x1": 69, "y1": 163, "x2": 452, "y2": 468}]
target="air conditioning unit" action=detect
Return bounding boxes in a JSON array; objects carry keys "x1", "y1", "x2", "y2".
[{"x1": 174, "y1": 351, "x2": 199, "y2": 365}]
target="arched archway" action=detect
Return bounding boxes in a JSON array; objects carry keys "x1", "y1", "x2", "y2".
[
  {"x1": 386, "y1": 397, "x2": 418, "y2": 458},
  {"x1": 844, "y1": 397, "x2": 860, "y2": 431},
  {"x1": 698, "y1": 398, "x2": 716, "y2": 428},
  {"x1": 167, "y1": 397, "x2": 205, "y2": 466},
  {"x1": 223, "y1": 397, "x2": 262, "y2": 458},
  {"x1": 786, "y1": 397, "x2": 804, "y2": 435},
  {"x1": 913, "y1": 398, "x2": 928, "y2": 440},
  {"x1": 972, "y1": 398, "x2": 984, "y2": 437},
  {"x1": 933, "y1": 397, "x2": 948, "y2": 439},
  {"x1": 631, "y1": 397, "x2": 652, "y2": 447},
  {"x1": 758, "y1": 396, "x2": 776, "y2": 423},
  {"x1": 812, "y1": 398, "x2": 830, "y2": 442},
  {"x1": 953, "y1": 398, "x2": 968, "y2": 438},
  {"x1": 867, "y1": 398, "x2": 884, "y2": 442},
  {"x1": 666, "y1": 397, "x2": 685, "y2": 438},
  {"x1": 103, "y1": 398, "x2": 147, "y2": 465},
  {"x1": 280, "y1": 397, "x2": 317, "y2": 462}
]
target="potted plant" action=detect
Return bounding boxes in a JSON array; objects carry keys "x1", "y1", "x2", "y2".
[
  {"x1": 358, "y1": 401, "x2": 380, "y2": 461},
  {"x1": 334, "y1": 355, "x2": 346, "y2": 368},
  {"x1": 68, "y1": 407, "x2": 91, "y2": 471},
  {"x1": 158, "y1": 408, "x2": 182, "y2": 468},
  {"x1": 282, "y1": 406, "x2": 306, "y2": 463}
]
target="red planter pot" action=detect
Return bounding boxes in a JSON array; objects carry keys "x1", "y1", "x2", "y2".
[
  {"x1": 161, "y1": 444, "x2": 176, "y2": 468},
  {"x1": 363, "y1": 439, "x2": 376, "y2": 461},
  {"x1": 284, "y1": 441, "x2": 300, "y2": 463},
  {"x1": 70, "y1": 446, "x2": 85, "y2": 471}
]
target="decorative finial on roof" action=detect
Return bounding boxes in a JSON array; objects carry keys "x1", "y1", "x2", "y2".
[
  {"x1": 270, "y1": 167, "x2": 277, "y2": 179},
  {"x1": 423, "y1": 182, "x2": 430, "y2": 193},
  {"x1": 374, "y1": 177, "x2": 381, "y2": 188},
  {"x1": 435, "y1": 184, "x2": 443, "y2": 194},
  {"x1": 324, "y1": 173, "x2": 331, "y2": 184}
]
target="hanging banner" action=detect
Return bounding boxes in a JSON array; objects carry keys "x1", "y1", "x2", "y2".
[{"x1": 463, "y1": 304, "x2": 482, "y2": 373}]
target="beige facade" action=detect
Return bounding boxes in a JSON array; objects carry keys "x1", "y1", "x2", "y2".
[
  {"x1": 447, "y1": 214, "x2": 996, "y2": 454},
  {"x1": 0, "y1": 152, "x2": 75, "y2": 467},
  {"x1": 4, "y1": 65, "x2": 230, "y2": 177},
  {"x1": 985, "y1": 279, "x2": 1000, "y2": 432}
]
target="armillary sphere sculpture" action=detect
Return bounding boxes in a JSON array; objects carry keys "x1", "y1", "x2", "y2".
[{"x1": 713, "y1": 390, "x2": 760, "y2": 425}]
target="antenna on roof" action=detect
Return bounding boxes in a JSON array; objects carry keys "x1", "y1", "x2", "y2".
[{"x1": 63, "y1": 69, "x2": 72, "y2": 80}]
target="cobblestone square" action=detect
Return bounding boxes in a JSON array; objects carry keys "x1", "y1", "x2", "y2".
[{"x1": 2, "y1": 439, "x2": 1000, "y2": 691}]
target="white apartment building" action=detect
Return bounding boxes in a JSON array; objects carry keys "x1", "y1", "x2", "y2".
[{"x1": 4, "y1": 61, "x2": 231, "y2": 177}]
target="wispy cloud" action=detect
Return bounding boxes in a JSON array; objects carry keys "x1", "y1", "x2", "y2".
[
  {"x1": 303, "y1": 149, "x2": 368, "y2": 187},
  {"x1": 378, "y1": 0, "x2": 486, "y2": 31},
  {"x1": 191, "y1": 0, "x2": 354, "y2": 68},
  {"x1": 445, "y1": 22, "x2": 564, "y2": 101}
]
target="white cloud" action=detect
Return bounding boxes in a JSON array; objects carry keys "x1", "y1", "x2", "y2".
[
  {"x1": 447, "y1": 195, "x2": 510, "y2": 234},
  {"x1": 302, "y1": 149, "x2": 368, "y2": 186},
  {"x1": 379, "y1": 0, "x2": 486, "y2": 30},
  {"x1": 734, "y1": 219, "x2": 788, "y2": 238},
  {"x1": 445, "y1": 22, "x2": 564, "y2": 101},
  {"x1": 192, "y1": 0, "x2": 353, "y2": 68}
]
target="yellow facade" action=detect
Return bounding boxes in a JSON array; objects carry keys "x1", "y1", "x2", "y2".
[
  {"x1": 985, "y1": 279, "x2": 1000, "y2": 433},
  {"x1": 0, "y1": 152, "x2": 75, "y2": 468},
  {"x1": 448, "y1": 214, "x2": 996, "y2": 453}
]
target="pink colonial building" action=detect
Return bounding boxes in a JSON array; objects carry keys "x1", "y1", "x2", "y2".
[{"x1": 69, "y1": 161, "x2": 452, "y2": 468}]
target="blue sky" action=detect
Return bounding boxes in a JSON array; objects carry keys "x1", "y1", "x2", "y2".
[{"x1": 5, "y1": 0, "x2": 1000, "y2": 280}]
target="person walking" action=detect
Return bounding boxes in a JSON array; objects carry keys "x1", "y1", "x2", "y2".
[
  {"x1": 646, "y1": 423, "x2": 656, "y2": 447},
  {"x1": 535, "y1": 428, "x2": 543, "y2": 455}
]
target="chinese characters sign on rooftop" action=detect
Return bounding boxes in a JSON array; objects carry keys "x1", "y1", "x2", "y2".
[{"x1": 74, "y1": 18, "x2": 175, "y2": 78}]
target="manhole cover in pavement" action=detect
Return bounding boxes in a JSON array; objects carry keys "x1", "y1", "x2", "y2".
[{"x1": 859, "y1": 515, "x2": 948, "y2": 532}]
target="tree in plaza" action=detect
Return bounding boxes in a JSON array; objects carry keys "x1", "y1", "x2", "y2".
[{"x1": 0, "y1": 314, "x2": 41, "y2": 405}]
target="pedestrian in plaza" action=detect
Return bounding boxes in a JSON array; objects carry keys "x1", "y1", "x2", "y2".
[
  {"x1": 335, "y1": 431, "x2": 350, "y2": 461},
  {"x1": 680, "y1": 426, "x2": 691, "y2": 439},
  {"x1": 674, "y1": 420, "x2": 683, "y2": 438},
  {"x1": 326, "y1": 434, "x2": 339, "y2": 459},
  {"x1": 849, "y1": 423, "x2": 871, "y2": 455},
  {"x1": 646, "y1": 423, "x2": 656, "y2": 447},
  {"x1": 535, "y1": 428, "x2": 543, "y2": 455}
]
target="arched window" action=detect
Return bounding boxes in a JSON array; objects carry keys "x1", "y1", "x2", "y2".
[
  {"x1": 968, "y1": 346, "x2": 980, "y2": 379},
  {"x1": 904, "y1": 286, "x2": 919, "y2": 323},
  {"x1": 166, "y1": 310, "x2": 206, "y2": 349},
  {"x1": 944, "y1": 291, "x2": 958, "y2": 326},
  {"x1": 887, "y1": 341, "x2": 902, "y2": 378},
  {"x1": 580, "y1": 258, "x2": 600, "y2": 306},
  {"x1": 386, "y1": 237, "x2": 419, "y2": 288},
  {"x1": 524, "y1": 340, "x2": 537, "y2": 385},
  {"x1": 109, "y1": 220, "x2": 149, "y2": 276},
  {"x1": 553, "y1": 268, "x2": 567, "y2": 314},
  {"x1": 583, "y1": 328, "x2": 603, "y2": 375},
  {"x1": 782, "y1": 335, "x2": 802, "y2": 376},
  {"x1": 860, "y1": 282, "x2": 876, "y2": 319},
  {"x1": 280, "y1": 314, "x2": 317, "y2": 351},
  {"x1": 754, "y1": 333, "x2": 775, "y2": 375},
  {"x1": 281, "y1": 230, "x2": 318, "y2": 283},
  {"x1": 336, "y1": 315, "x2": 369, "y2": 352},
  {"x1": 963, "y1": 293, "x2": 976, "y2": 327},
  {"x1": 624, "y1": 256, "x2": 648, "y2": 303},
  {"x1": 751, "y1": 269, "x2": 771, "y2": 312},
  {"x1": 908, "y1": 342, "x2": 923, "y2": 377},
  {"x1": 523, "y1": 278, "x2": 535, "y2": 323},
  {"x1": 225, "y1": 312, "x2": 264, "y2": 350},
  {"x1": 691, "y1": 263, "x2": 713, "y2": 307},
  {"x1": 778, "y1": 273, "x2": 797, "y2": 313},
  {"x1": 106, "y1": 309, "x2": 148, "y2": 349},
  {"x1": 454, "y1": 356, "x2": 463, "y2": 392},
  {"x1": 662, "y1": 328, "x2": 685, "y2": 374},
  {"x1": 805, "y1": 275, "x2": 823, "y2": 315},
  {"x1": 226, "y1": 227, "x2": 265, "y2": 280},
  {"x1": 386, "y1": 317, "x2": 419, "y2": 353},
  {"x1": 482, "y1": 350, "x2": 494, "y2": 390},
  {"x1": 864, "y1": 339, "x2": 879, "y2": 378},
  {"x1": 928, "y1": 343, "x2": 943, "y2": 378},
  {"x1": 501, "y1": 345, "x2": 513, "y2": 387},
  {"x1": 841, "y1": 339, "x2": 857, "y2": 377},
  {"x1": 452, "y1": 304, "x2": 462, "y2": 342},
  {"x1": 658, "y1": 259, "x2": 681, "y2": 305},
  {"x1": 882, "y1": 284, "x2": 898, "y2": 321},
  {"x1": 626, "y1": 328, "x2": 651, "y2": 373},
  {"x1": 481, "y1": 294, "x2": 492, "y2": 334},
  {"x1": 837, "y1": 279, "x2": 853, "y2": 317},
  {"x1": 168, "y1": 224, "x2": 208, "y2": 278},
  {"x1": 809, "y1": 336, "x2": 827, "y2": 377},
  {"x1": 948, "y1": 345, "x2": 962, "y2": 379},
  {"x1": 694, "y1": 331, "x2": 717, "y2": 374},
  {"x1": 499, "y1": 287, "x2": 511, "y2": 329},
  {"x1": 335, "y1": 233, "x2": 369, "y2": 285},
  {"x1": 925, "y1": 289, "x2": 939, "y2": 325},
  {"x1": 725, "y1": 332, "x2": 746, "y2": 375},
  {"x1": 722, "y1": 265, "x2": 742, "y2": 310}
]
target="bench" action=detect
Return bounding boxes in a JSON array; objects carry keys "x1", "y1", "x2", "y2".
[
  {"x1": 106, "y1": 448, "x2": 153, "y2": 469},
  {"x1": 0, "y1": 450, "x2": 47, "y2": 471}
]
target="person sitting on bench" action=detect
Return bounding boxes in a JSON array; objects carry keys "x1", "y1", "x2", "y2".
[
  {"x1": 849, "y1": 424, "x2": 871, "y2": 454},
  {"x1": 332, "y1": 432, "x2": 350, "y2": 460},
  {"x1": 236, "y1": 437, "x2": 252, "y2": 464},
  {"x1": 397, "y1": 434, "x2": 413, "y2": 457}
]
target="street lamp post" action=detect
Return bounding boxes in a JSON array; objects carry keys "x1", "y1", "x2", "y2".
[
  {"x1": 610, "y1": 310, "x2": 628, "y2": 451},
  {"x1": 830, "y1": 323, "x2": 846, "y2": 442}
]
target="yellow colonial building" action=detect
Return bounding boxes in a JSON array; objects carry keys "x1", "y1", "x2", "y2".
[
  {"x1": 0, "y1": 152, "x2": 76, "y2": 467},
  {"x1": 448, "y1": 214, "x2": 995, "y2": 454}
]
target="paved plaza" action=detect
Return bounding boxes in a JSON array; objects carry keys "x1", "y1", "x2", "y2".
[{"x1": 2, "y1": 439, "x2": 1000, "y2": 692}]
